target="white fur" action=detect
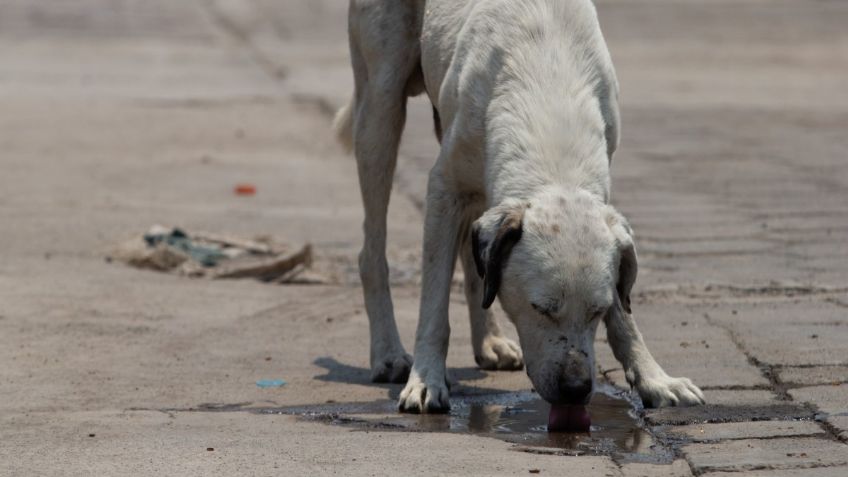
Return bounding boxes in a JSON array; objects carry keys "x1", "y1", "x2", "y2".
[{"x1": 336, "y1": 0, "x2": 704, "y2": 412}]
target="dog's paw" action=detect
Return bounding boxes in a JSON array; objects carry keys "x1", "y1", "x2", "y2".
[
  {"x1": 371, "y1": 352, "x2": 412, "y2": 383},
  {"x1": 634, "y1": 373, "x2": 705, "y2": 408},
  {"x1": 398, "y1": 368, "x2": 450, "y2": 414},
  {"x1": 474, "y1": 335, "x2": 524, "y2": 371}
]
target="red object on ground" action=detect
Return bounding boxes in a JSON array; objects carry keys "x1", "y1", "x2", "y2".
[
  {"x1": 234, "y1": 184, "x2": 256, "y2": 196},
  {"x1": 548, "y1": 404, "x2": 591, "y2": 432}
]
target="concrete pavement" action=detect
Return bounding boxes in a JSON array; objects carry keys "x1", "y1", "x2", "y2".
[{"x1": 1, "y1": 0, "x2": 847, "y2": 475}]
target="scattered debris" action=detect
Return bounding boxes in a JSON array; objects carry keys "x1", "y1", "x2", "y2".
[
  {"x1": 234, "y1": 183, "x2": 256, "y2": 196},
  {"x1": 109, "y1": 225, "x2": 322, "y2": 284},
  {"x1": 256, "y1": 379, "x2": 287, "y2": 389}
]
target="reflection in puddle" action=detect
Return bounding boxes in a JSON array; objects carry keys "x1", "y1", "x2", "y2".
[{"x1": 262, "y1": 384, "x2": 669, "y2": 462}]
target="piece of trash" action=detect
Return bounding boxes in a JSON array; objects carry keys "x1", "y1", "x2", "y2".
[
  {"x1": 109, "y1": 225, "x2": 323, "y2": 284},
  {"x1": 234, "y1": 184, "x2": 256, "y2": 196},
  {"x1": 206, "y1": 447, "x2": 214, "y2": 452},
  {"x1": 144, "y1": 226, "x2": 227, "y2": 267},
  {"x1": 256, "y1": 379, "x2": 287, "y2": 389}
]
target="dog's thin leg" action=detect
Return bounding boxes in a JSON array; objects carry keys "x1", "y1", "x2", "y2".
[
  {"x1": 458, "y1": 228, "x2": 523, "y2": 370},
  {"x1": 345, "y1": 0, "x2": 424, "y2": 384},
  {"x1": 605, "y1": 305, "x2": 705, "y2": 407},
  {"x1": 398, "y1": 171, "x2": 462, "y2": 413},
  {"x1": 351, "y1": 80, "x2": 416, "y2": 384},
  {"x1": 354, "y1": 89, "x2": 412, "y2": 383}
]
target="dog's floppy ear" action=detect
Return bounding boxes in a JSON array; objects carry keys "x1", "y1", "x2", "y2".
[
  {"x1": 606, "y1": 207, "x2": 638, "y2": 314},
  {"x1": 471, "y1": 201, "x2": 526, "y2": 309}
]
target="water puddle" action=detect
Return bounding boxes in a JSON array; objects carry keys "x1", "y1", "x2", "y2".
[{"x1": 259, "y1": 384, "x2": 670, "y2": 463}]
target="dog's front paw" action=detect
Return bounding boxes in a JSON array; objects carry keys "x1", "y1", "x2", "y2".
[
  {"x1": 474, "y1": 335, "x2": 523, "y2": 371},
  {"x1": 371, "y1": 352, "x2": 412, "y2": 383},
  {"x1": 398, "y1": 368, "x2": 450, "y2": 414},
  {"x1": 633, "y1": 371, "x2": 705, "y2": 408}
]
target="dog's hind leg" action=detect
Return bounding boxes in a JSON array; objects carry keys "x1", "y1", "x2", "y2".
[
  {"x1": 458, "y1": 220, "x2": 523, "y2": 371},
  {"x1": 345, "y1": 1, "x2": 422, "y2": 383}
]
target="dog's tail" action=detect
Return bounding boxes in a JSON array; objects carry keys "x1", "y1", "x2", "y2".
[{"x1": 332, "y1": 97, "x2": 355, "y2": 154}]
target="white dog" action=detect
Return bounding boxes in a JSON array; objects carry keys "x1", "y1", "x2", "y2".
[{"x1": 334, "y1": 0, "x2": 705, "y2": 414}]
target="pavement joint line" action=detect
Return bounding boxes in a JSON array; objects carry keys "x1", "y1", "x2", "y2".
[
  {"x1": 600, "y1": 332, "x2": 848, "y2": 472},
  {"x1": 808, "y1": 406, "x2": 848, "y2": 445},
  {"x1": 202, "y1": 0, "x2": 289, "y2": 82},
  {"x1": 636, "y1": 296, "x2": 847, "y2": 308},
  {"x1": 640, "y1": 249, "x2": 776, "y2": 260},
  {"x1": 636, "y1": 283, "x2": 848, "y2": 306},
  {"x1": 694, "y1": 461, "x2": 848, "y2": 475},
  {"x1": 700, "y1": 309, "x2": 792, "y2": 401},
  {"x1": 291, "y1": 93, "x2": 338, "y2": 119},
  {"x1": 635, "y1": 234, "x2": 770, "y2": 243},
  {"x1": 701, "y1": 310, "x2": 848, "y2": 447},
  {"x1": 773, "y1": 363, "x2": 848, "y2": 389},
  {"x1": 682, "y1": 432, "x2": 828, "y2": 443},
  {"x1": 697, "y1": 385, "x2": 773, "y2": 391}
]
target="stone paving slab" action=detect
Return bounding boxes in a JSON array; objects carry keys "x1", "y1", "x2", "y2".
[
  {"x1": 829, "y1": 294, "x2": 848, "y2": 309},
  {"x1": 828, "y1": 416, "x2": 848, "y2": 442},
  {"x1": 620, "y1": 460, "x2": 693, "y2": 477},
  {"x1": 668, "y1": 421, "x2": 825, "y2": 442},
  {"x1": 2, "y1": 410, "x2": 622, "y2": 477},
  {"x1": 703, "y1": 467, "x2": 848, "y2": 477},
  {"x1": 702, "y1": 302, "x2": 848, "y2": 367},
  {"x1": 645, "y1": 404, "x2": 813, "y2": 427},
  {"x1": 779, "y1": 366, "x2": 848, "y2": 387},
  {"x1": 697, "y1": 391, "x2": 780, "y2": 407},
  {"x1": 597, "y1": 303, "x2": 768, "y2": 390},
  {"x1": 788, "y1": 385, "x2": 848, "y2": 416},
  {"x1": 683, "y1": 437, "x2": 848, "y2": 473}
]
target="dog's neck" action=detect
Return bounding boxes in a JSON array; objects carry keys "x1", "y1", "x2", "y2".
[
  {"x1": 485, "y1": 83, "x2": 611, "y2": 207},
  {"x1": 483, "y1": 37, "x2": 612, "y2": 207}
]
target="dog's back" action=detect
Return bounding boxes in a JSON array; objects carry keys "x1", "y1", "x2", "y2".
[{"x1": 419, "y1": 0, "x2": 619, "y2": 201}]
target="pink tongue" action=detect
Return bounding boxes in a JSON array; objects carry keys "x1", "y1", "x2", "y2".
[{"x1": 548, "y1": 404, "x2": 591, "y2": 433}]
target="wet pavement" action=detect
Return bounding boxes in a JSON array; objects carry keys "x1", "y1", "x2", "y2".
[{"x1": 264, "y1": 385, "x2": 665, "y2": 463}]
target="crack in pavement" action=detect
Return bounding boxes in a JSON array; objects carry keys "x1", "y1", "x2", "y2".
[
  {"x1": 202, "y1": 0, "x2": 289, "y2": 81},
  {"x1": 700, "y1": 310, "x2": 848, "y2": 451},
  {"x1": 635, "y1": 282, "x2": 848, "y2": 306}
]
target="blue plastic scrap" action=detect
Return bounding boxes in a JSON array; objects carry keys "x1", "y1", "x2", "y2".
[
  {"x1": 143, "y1": 227, "x2": 227, "y2": 267},
  {"x1": 256, "y1": 379, "x2": 287, "y2": 389}
]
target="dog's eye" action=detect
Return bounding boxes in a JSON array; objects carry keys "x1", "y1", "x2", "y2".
[
  {"x1": 531, "y1": 303, "x2": 554, "y2": 320},
  {"x1": 588, "y1": 307, "x2": 607, "y2": 322}
]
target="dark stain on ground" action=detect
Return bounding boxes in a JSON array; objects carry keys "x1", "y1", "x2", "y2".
[
  {"x1": 133, "y1": 387, "x2": 828, "y2": 465},
  {"x1": 257, "y1": 384, "x2": 673, "y2": 463},
  {"x1": 644, "y1": 403, "x2": 814, "y2": 426}
]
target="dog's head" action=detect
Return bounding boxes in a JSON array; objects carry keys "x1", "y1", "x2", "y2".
[{"x1": 472, "y1": 190, "x2": 637, "y2": 405}]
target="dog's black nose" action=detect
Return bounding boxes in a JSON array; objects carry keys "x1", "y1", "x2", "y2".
[{"x1": 557, "y1": 378, "x2": 592, "y2": 405}]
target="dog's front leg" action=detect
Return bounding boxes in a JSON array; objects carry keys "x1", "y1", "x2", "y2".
[
  {"x1": 398, "y1": 174, "x2": 462, "y2": 413},
  {"x1": 605, "y1": 305, "x2": 705, "y2": 408}
]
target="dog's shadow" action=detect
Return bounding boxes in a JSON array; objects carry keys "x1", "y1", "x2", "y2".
[{"x1": 313, "y1": 357, "x2": 511, "y2": 400}]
